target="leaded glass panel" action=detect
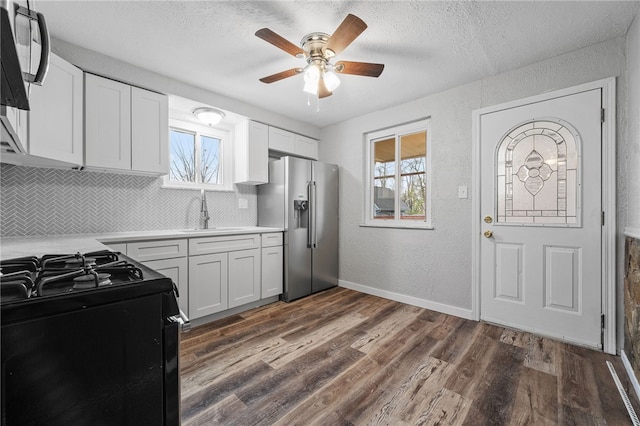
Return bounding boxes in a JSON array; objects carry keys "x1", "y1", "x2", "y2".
[{"x1": 496, "y1": 120, "x2": 580, "y2": 225}]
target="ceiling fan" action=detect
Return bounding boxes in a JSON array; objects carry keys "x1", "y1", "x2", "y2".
[{"x1": 255, "y1": 14, "x2": 384, "y2": 98}]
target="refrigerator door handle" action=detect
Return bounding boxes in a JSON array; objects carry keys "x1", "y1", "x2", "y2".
[
  {"x1": 307, "y1": 182, "x2": 313, "y2": 248},
  {"x1": 311, "y1": 181, "x2": 318, "y2": 249}
]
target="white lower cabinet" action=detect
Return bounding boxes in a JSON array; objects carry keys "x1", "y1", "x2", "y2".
[
  {"x1": 188, "y1": 253, "x2": 228, "y2": 318},
  {"x1": 261, "y1": 246, "x2": 283, "y2": 298},
  {"x1": 228, "y1": 248, "x2": 261, "y2": 308},
  {"x1": 143, "y1": 257, "x2": 188, "y2": 316},
  {"x1": 124, "y1": 239, "x2": 189, "y2": 316},
  {"x1": 105, "y1": 232, "x2": 283, "y2": 323}
]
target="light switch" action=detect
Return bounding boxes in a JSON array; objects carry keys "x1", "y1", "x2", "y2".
[
  {"x1": 238, "y1": 198, "x2": 248, "y2": 209},
  {"x1": 458, "y1": 185, "x2": 468, "y2": 199}
]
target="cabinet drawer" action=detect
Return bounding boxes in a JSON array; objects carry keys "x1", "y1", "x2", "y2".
[
  {"x1": 127, "y1": 239, "x2": 188, "y2": 261},
  {"x1": 189, "y1": 234, "x2": 260, "y2": 256},
  {"x1": 261, "y1": 232, "x2": 283, "y2": 247}
]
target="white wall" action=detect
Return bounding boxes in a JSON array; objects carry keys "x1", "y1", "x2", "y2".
[{"x1": 320, "y1": 37, "x2": 627, "y2": 326}]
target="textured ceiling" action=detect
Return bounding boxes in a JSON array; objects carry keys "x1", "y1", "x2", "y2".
[{"x1": 38, "y1": 1, "x2": 638, "y2": 128}]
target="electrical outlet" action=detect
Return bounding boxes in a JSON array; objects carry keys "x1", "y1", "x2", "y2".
[{"x1": 238, "y1": 198, "x2": 248, "y2": 209}]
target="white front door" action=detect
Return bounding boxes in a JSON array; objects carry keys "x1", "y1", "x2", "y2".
[{"x1": 479, "y1": 88, "x2": 602, "y2": 349}]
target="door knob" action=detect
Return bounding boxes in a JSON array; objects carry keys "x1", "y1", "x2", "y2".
[
  {"x1": 484, "y1": 230, "x2": 493, "y2": 238},
  {"x1": 484, "y1": 216, "x2": 493, "y2": 223}
]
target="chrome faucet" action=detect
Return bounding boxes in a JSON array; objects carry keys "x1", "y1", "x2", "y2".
[{"x1": 199, "y1": 189, "x2": 210, "y2": 229}]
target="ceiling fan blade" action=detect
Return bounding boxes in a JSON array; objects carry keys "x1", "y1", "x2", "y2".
[
  {"x1": 259, "y1": 68, "x2": 303, "y2": 84},
  {"x1": 255, "y1": 28, "x2": 304, "y2": 57},
  {"x1": 335, "y1": 61, "x2": 384, "y2": 77},
  {"x1": 318, "y1": 77, "x2": 332, "y2": 98},
  {"x1": 324, "y1": 14, "x2": 367, "y2": 57}
]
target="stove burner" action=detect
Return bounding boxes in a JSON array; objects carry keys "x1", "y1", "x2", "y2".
[{"x1": 72, "y1": 272, "x2": 112, "y2": 289}]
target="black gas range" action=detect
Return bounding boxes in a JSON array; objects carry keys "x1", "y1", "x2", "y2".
[{"x1": 0, "y1": 250, "x2": 186, "y2": 425}]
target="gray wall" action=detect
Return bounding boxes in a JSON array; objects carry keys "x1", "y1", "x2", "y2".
[
  {"x1": 0, "y1": 164, "x2": 257, "y2": 236},
  {"x1": 319, "y1": 37, "x2": 628, "y2": 327}
]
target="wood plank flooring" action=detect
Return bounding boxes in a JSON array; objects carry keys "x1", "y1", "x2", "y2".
[{"x1": 180, "y1": 288, "x2": 640, "y2": 425}]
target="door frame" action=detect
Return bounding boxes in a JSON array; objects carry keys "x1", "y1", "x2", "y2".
[{"x1": 471, "y1": 77, "x2": 617, "y2": 354}]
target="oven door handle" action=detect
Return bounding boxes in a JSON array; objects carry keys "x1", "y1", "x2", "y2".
[{"x1": 168, "y1": 308, "x2": 191, "y2": 331}]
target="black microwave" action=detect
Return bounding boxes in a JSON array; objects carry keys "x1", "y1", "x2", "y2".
[{"x1": 1, "y1": 0, "x2": 50, "y2": 111}]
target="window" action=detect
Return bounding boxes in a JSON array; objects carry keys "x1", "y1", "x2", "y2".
[
  {"x1": 164, "y1": 119, "x2": 232, "y2": 191},
  {"x1": 364, "y1": 119, "x2": 431, "y2": 228}
]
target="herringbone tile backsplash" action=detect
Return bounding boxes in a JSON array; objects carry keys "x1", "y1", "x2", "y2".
[{"x1": 0, "y1": 164, "x2": 257, "y2": 237}]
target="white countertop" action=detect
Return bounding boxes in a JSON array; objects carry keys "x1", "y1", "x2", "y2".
[{"x1": 0, "y1": 227, "x2": 283, "y2": 259}]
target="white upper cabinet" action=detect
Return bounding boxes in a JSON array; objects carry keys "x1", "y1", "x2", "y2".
[
  {"x1": 131, "y1": 87, "x2": 169, "y2": 174},
  {"x1": 29, "y1": 53, "x2": 84, "y2": 166},
  {"x1": 268, "y1": 126, "x2": 318, "y2": 160},
  {"x1": 294, "y1": 134, "x2": 318, "y2": 160},
  {"x1": 268, "y1": 126, "x2": 295, "y2": 153},
  {"x1": 85, "y1": 73, "x2": 168, "y2": 175},
  {"x1": 235, "y1": 119, "x2": 268, "y2": 185},
  {"x1": 1, "y1": 53, "x2": 83, "y2": 168},
  {"x1": 85, "y1": 74, "x2": 132, "y2": 170}
]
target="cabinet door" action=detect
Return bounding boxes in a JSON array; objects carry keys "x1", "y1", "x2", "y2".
[
  {"x1": 228, "y1": 248, "x2": 261, "y2": 308},
  {"x1": 268, "y1": 126, "x2": 295, "y2": 153},
  {"x1": 261, "y1": 246, "x2": 283, "y2": 298},
  {"x1": 234, "y1": 120, "x2": 268, "y2": 184},
  {"x1": 85, "y1": 74, "x2": 131, "y2": 170},
  {"x1": 131, "y1": 87, "x2": 169, "y2": 174},
  {"x1": 246, "y1": 121, "x2": 268, "y2": 183},
  {"x1": 189, "y1": 253, "x2": 228, "y2": 319},
  {"x1": 143, "y1": 257, "x2": 189, "y2": 317},
  {"x1": 29, "y1": 53, "x2": 83, "y2": 165},
  {"x1": 294, "y1": 134, "x2": 318, "y2": 160}
]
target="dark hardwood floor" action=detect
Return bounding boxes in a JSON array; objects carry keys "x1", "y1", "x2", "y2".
[{"x1": 180, "y1": 287, "x2": 640, "y2": 425}]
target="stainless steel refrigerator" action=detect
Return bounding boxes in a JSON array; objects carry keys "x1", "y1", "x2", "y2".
[{"x1": 258, "y1": 156, "x2": 339, "y2": 302}]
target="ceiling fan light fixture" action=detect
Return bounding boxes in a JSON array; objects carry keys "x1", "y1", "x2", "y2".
[
  {"x1": 303, "y1": 64, "x2": 320, "y2": 95},
  {"x1": 193, "y1": 107, "x2": 225, "y2": 126},
  {"x1": 255, "y1": 14, "x2": 383, "y2": 100},
  {"x1": 323, "y1": 69, "x2": 341, "y2": 92}
]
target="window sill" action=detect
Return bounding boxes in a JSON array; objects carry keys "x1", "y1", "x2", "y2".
[{"x1": 359, "y1": 223, "x2": 434, "y2": 230}]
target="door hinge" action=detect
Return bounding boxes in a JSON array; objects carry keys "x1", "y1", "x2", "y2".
[
  {"x1": 601, "y1": 314, "x2": 605, "y2": 329},
  {"x1": 601, "y1": 108, "x2": 606, "y2": 123},
  {"x1": 601, "y1": 314, "x2": 605, "y2": 348},
  {"x1": 602, "y1": 211, "x2": 605, "y2": 226}
]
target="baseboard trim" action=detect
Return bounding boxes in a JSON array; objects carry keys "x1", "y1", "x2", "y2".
[
  {"x1": 338, "y1": 279, "x2": 474, "y2": 320},
  {"x1": 621, "y1": 350, "x2": 640, "y2": 402}
]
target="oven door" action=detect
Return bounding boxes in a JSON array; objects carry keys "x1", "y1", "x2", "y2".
[{"x1": 1, "y1": 295, "x2": 168, "y2": 426}]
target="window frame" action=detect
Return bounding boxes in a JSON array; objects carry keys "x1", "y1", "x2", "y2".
[
  {"x1": 162, "y1": 118, "x2": 233, "y2": 191},
  {"x1": 363, "y1": 118, "x2": 432, "y2": 229}
]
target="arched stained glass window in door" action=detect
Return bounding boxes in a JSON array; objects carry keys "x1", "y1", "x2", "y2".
[{"x1": 496, "y1": 120, "x2": 581, "y2": 225}]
